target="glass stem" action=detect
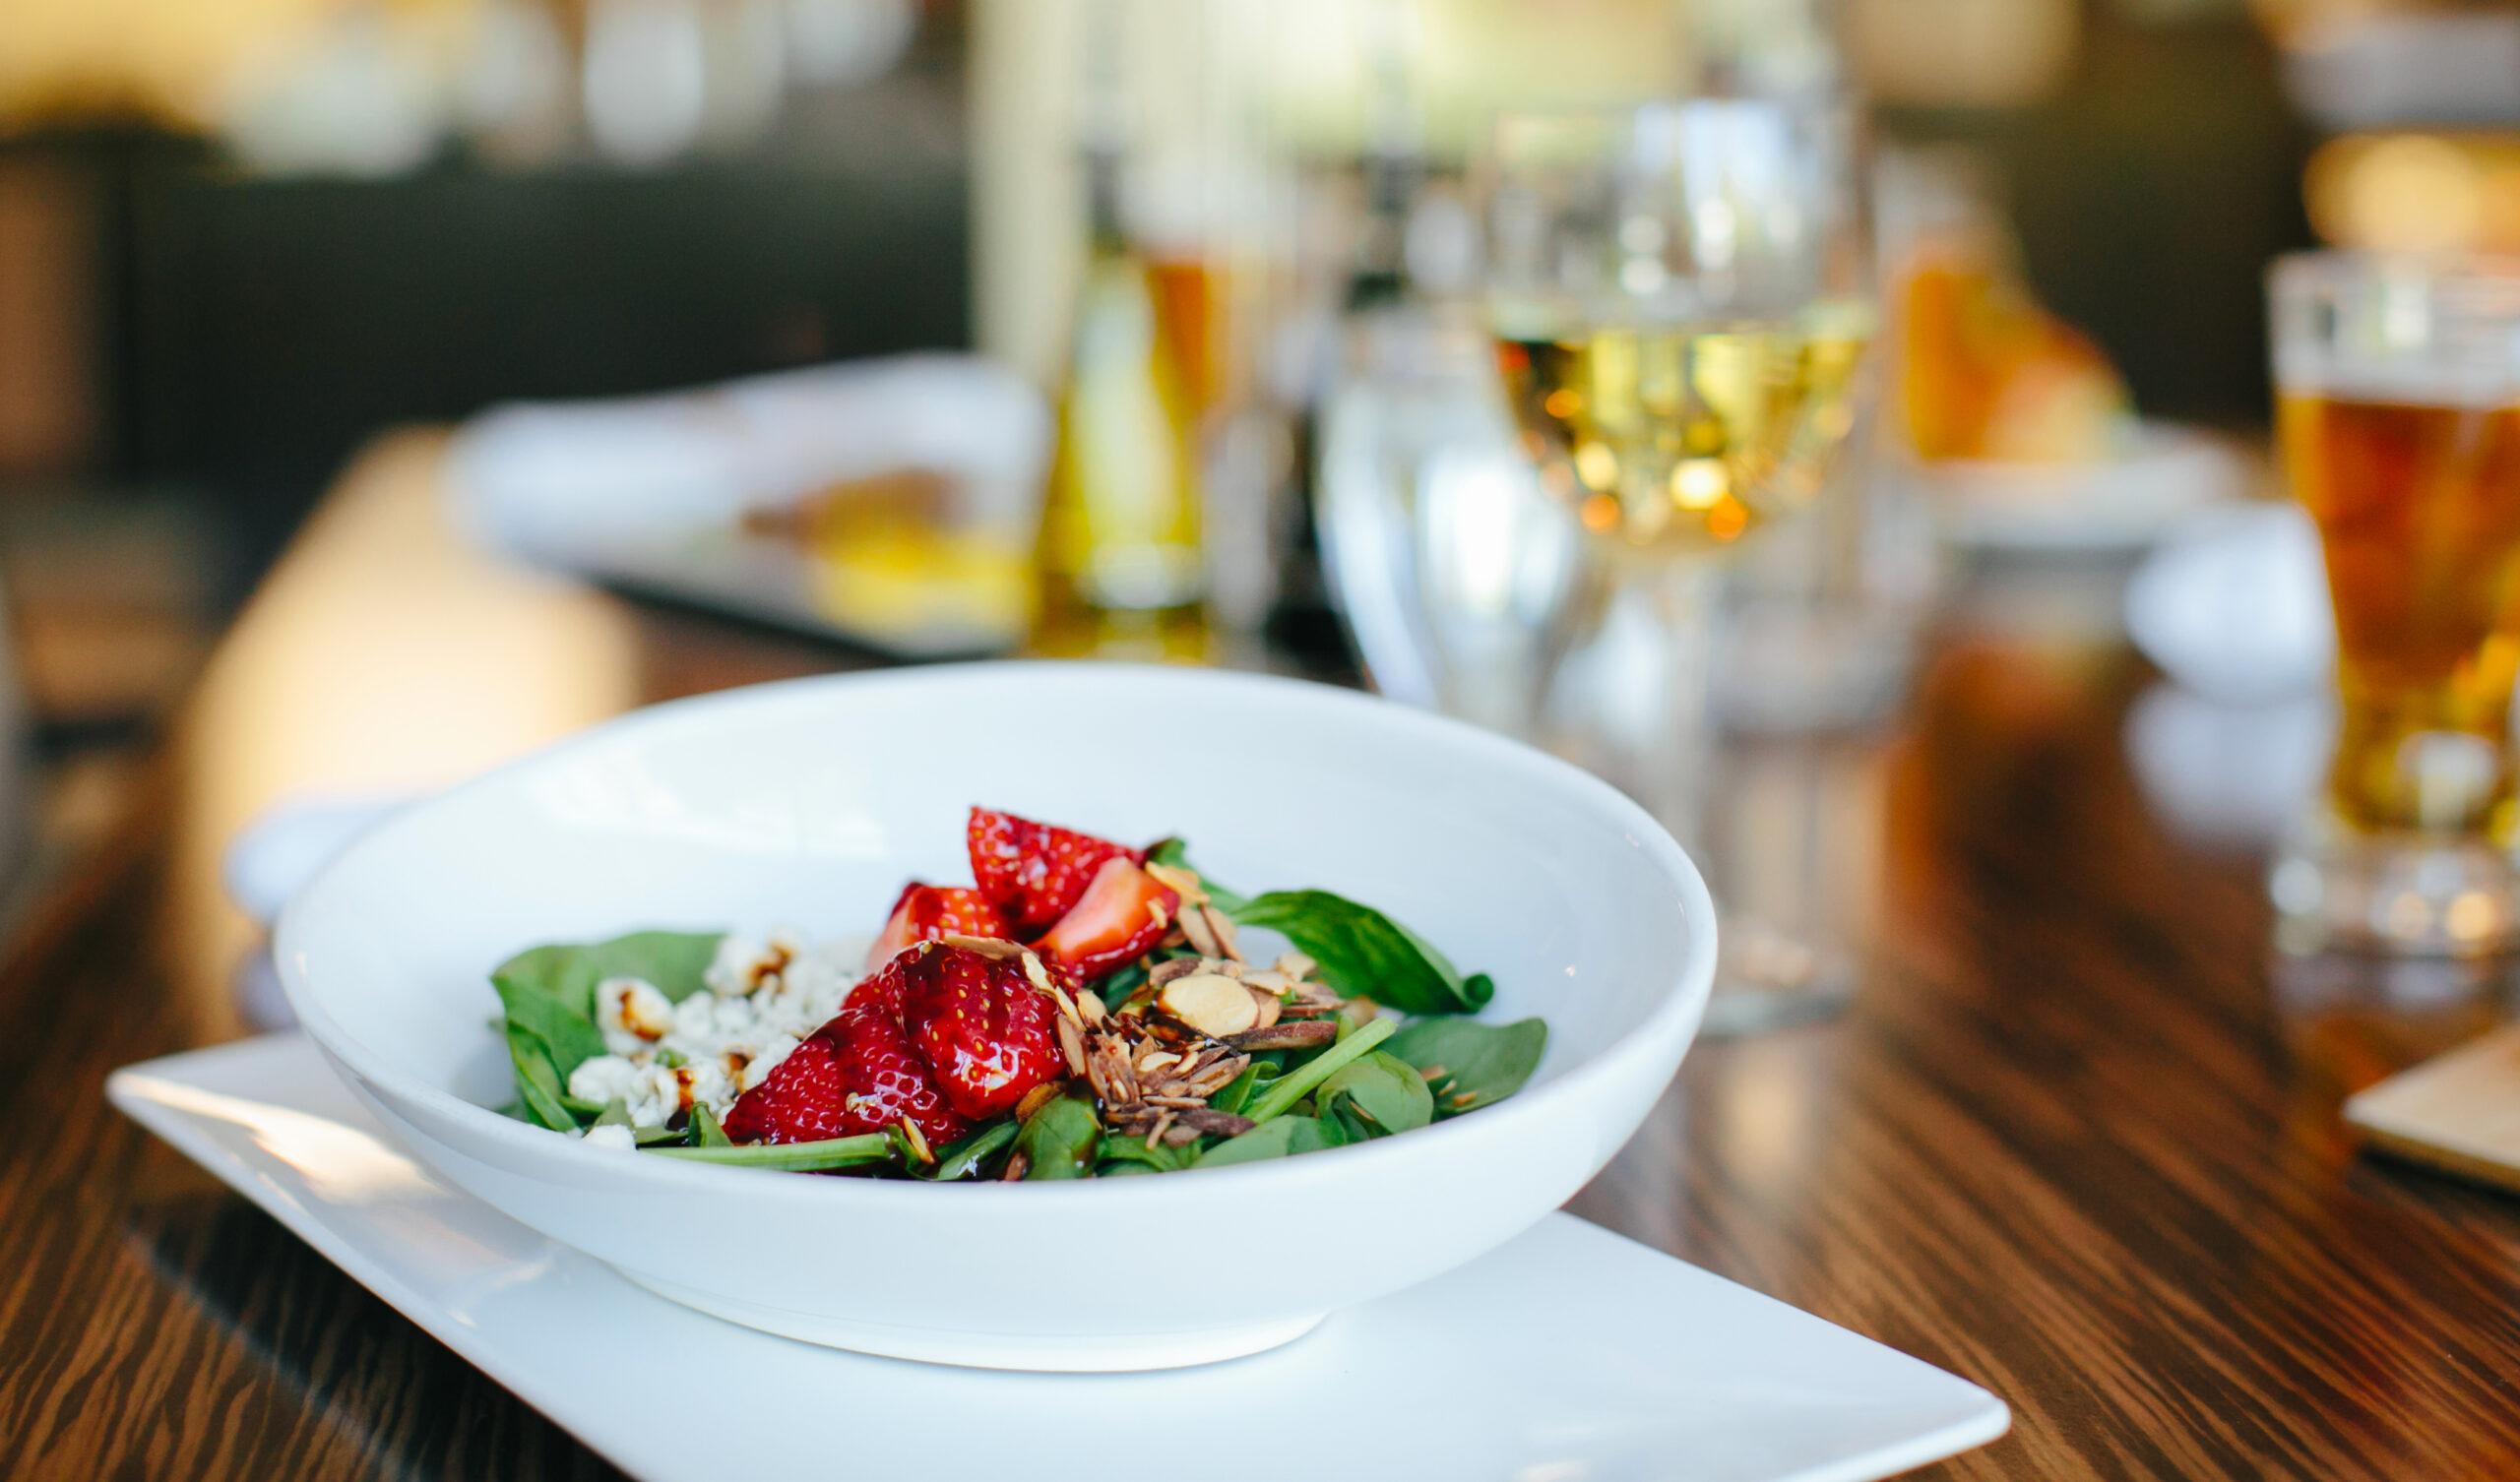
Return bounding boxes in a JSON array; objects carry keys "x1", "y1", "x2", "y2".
[{"x1": 1618, "y1": 552, "x2": 1725, "y2": 850}]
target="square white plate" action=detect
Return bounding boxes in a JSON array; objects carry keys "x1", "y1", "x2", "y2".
[{"x1": 109, "y1": 1034, "x2": 2007, "y2": 1482}]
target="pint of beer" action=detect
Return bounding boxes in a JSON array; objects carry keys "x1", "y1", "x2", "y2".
[{"x1": 2269, "y1": 255, "x2": 2520, "y2": 954}]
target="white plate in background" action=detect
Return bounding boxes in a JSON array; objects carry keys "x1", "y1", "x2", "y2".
[{"x1": 1924, "y1": 422, "x2": 2257, "y2": 556}]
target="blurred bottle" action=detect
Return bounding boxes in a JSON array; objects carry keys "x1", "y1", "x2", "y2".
[{"x1": 1027, "y1": 138, "x2": 1213, "y2": 659}]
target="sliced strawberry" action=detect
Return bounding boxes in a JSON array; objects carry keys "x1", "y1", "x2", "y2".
[
  {"x1": 1034, "y1": 857, "x2": 1180, "y2": 982},
  {"x1": 967, "y1": 807, "x2": 1142, "y2": 936},
  {"x1": 896, "y1": 943, "x2": 1064, "y2": 1120},
  {"x1": 865, "y1": 882, "x2": 1013, "y2": 971},
  {"x1": 723, "y1": 992, "x2": 970, "y2": 1148}
]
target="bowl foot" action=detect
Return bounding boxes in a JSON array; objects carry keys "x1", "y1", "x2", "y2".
[{"x1": 616, "y1": 1267, "x2": 1327, "y2": 1372}]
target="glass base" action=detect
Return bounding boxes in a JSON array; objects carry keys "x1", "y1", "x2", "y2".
[
  {"x1": 1699, "y1": 917, "x2": 1854, "y2": 1039},
  {"x1": 2269, "y1": 818, "x2": 2520, "y2": 957}
]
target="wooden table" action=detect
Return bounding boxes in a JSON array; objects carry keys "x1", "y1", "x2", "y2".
[{"x1": 8, "y1": 431, "x2": 2520, "y2": 1479}]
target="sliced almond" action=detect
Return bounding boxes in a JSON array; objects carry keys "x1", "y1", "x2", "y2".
[
  {"x1": 1155, "y1": 972, "x2": 1262, "y2": 1038},
  {"x1": 1202, "y1": 905, "x2": 1245, "y2": 961},
  {"x1": 1054, "y1": 1015, "x2": 1088, "y2": 1078},
  {"x1": 1150, "y1": 957, "x2": 1204, "y2": 987},
  {"x1": 1014, "y1": 1081, "x2": 1062, "y2": 1122},
  {"x1": 1178, "y1": 906, "x2": 1222, "y2": 958},
  {"x1": 1145, "y1": 861, "x2": 1209, "y2": 904},
  {"x1": 1248, "y1": 987, "x2": 1282, "y2": 1030},
  {"x1": 1223, "y1": 1020, "x2": 1338, "y2": 1052},
  {"x1": 1275, "y1": 952, "x2": 1317, "y2": 980},
  {"x1": 1075, "y1": 989, "x2": 1106, "y2": 1024},
  {"x1": 940, "y1": 933, "x2": 1021, "y2": 958},
  {"x1": 1239, "y1": 968, "x2": 1289, "y2": 994}
]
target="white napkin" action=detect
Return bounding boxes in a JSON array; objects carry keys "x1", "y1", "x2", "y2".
[{"x1": 445, "y1": 354, "x2": 1051, "y2": 562}]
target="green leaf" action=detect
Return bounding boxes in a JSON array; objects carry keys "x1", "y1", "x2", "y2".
[
  {"x1": 489, "y1": 930, "x2": 724, "y2": 1132},
  {"x1": 1096, "y1": 1137, "x2": 1196, "y2": 1176},
  {"x1": 492, "y1": 979, "x2": 606, "y2": 1083},
  {"x1": 1385, "y1": 1016, "x2": 1549, "y2": 1117},
  {"x1": 1225, "y1": 892, "x2": 1490, "y2": 1016},
  {"x1": 505, "y1": 1025, "x2": 578, "y2": 1131},
  {"x1": 1209, "y1": 1062, "x2": 1278, "y2": 1117},
  {"x1": 1318, "y1": 1050, "x2": 1433, "y2": 1136},
  {"x1": 1195, "y1": 1115, "x2": 1345, "y2": 1168},
  {"x1": 1155, "y1": 844, "x2": 1489, "y2": 1015},
  {"x1": 492, "y1": 930, "x2": 725, "y2": 1018},
  {"x1": 1244, "y1": 1018, "x2": 1395, "y2": 1124},
  {"x1": 648, "y1": 1132, "x2": 895, "y2": 1172},
  {"x1": 688, "y1": 1102, "x2": 733, "y2": 1148},
  {"x1": 1013, "y1": 1095, "x2": 1101, "y2": 1180},
  {"x1": 925, "y1": 1121, "x2": 1019, "y2": 1181}
]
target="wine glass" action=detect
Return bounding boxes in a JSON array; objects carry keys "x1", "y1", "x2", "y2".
[{"x1": 1479, "y1": 96, "x2": 1876, "y2": 1034}]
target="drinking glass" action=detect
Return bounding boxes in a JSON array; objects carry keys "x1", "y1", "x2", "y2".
[
  {"x1": 1479, "y1": 98, "x2": 1875, "y2": 1030},
  {"x1": 2269, "y1": 254, "x2": 2520, "y2": 956}
]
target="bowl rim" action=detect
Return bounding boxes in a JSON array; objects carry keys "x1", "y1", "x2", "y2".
[{"x1": 275, "y1": 660, "x2": 1716, "y2": 1207}]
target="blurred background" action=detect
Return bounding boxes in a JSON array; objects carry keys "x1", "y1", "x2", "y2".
[{"x1": 3, "y1": 0, "x2": 2517, "y2": 955}]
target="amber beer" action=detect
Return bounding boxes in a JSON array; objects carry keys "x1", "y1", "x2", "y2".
[{"x1": 2279, "y1": 390, "x2": 2520, "y2": 836}]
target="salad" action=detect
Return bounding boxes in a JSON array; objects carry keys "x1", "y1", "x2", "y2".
[{"x1": 492, "y1": 808, "x2": 1545, "y2": 1178}]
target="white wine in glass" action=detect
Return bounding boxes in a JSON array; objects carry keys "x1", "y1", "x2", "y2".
[
  {"x1": 1493, "y1": 307, "x2": 1871, "y2": 550},
  {"x1": 1480, "y1": 97, "x2": 1875, "y2": 1035}
]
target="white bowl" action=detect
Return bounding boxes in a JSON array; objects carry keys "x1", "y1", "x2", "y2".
[{"x1": 276, "y1": 662, "x2": 1715, "y2": 1371}]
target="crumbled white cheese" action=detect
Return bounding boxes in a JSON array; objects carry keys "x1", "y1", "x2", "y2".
[
  {"x1": 596, "y1": 976, "x2": 676, "y2": 1054},
  {"x1": 569, "y1": 938, "x2": 861, "y2": 1124},
  {"x1": 580, "y1": 1123, "x2": 638, "y2": 1151}
]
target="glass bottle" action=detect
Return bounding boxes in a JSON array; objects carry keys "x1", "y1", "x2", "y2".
[{"x1": 1027, "y1": 141, "x2": 1213, "y2": 660}]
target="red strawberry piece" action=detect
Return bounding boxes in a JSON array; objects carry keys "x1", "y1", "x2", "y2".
[
  {"x1": 967, "y1": 806, "x2": 1143, "y2": 936},
  {"x1": 1035, "y1": 857, "x2": 1180, "y2": 982},
  {"x1": 896, "y1": 943, "x2": 1064, "y2": 1121},
  {"x1": 723, "y1": 993, "x2": 970, "y2": 1149},
  {"x1": 865, "y1": 882, "x2": 1013, "y2": 972}
]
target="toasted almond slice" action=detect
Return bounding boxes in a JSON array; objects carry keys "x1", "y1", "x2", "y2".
[
  {"x1": 1150, "y1": 957, "x2": 1204, "y2": 986},
  {"x1": 1055, "y1": 1016, "x2": 1088, "y2": 1078},
  {"x1": 1156, "y1": 972, "x2": 1262, "y2": 1038},
  {"x1": 1239, "y1": 968, "x2": 1290, "y2": 994},
  {"x1": 1203, "y1": 906, "x2": 1244, "y2": 961},
  {"x1": 1223, "y1": 1021, "x2": 1338, "y2": 1052},
  {"x1": 1075, "y1": 989, "x2": 1106, "y2": 1024},
  {"x1": 1019, "y1": 950, "x2": 1056, "y2": 992},
  {"x1": 1178, "y1": 906, "x2": 1221, "y2": 957},
  {"x1": 1144, "y1": 861, "x2": 1209, "y2": 904},
  {"x1": 1275, "y1": 952, "x2": 1317, "y2": 979},
  {"x1": 1014, "y1": 1081, "x2": 1062, "y2": 1122},
  {"x1": 940, "y1": 933, "x2": 1021, "y2": 958},
  {"x1": 1248, "y1": 986, "x2": 1282, "y2": 1029},
  {"x1": 897, "y1": 1117, "x2": 934, "y2": 1164}
]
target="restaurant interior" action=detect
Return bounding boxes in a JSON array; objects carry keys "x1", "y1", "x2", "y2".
[{"x1": 8, "y1": 1, "x2": 2520, "y2": 1477}]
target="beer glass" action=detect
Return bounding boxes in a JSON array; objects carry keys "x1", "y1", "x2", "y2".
[{"x1": 2269, "y1": 254, "x2": 2520, "y2": 954}]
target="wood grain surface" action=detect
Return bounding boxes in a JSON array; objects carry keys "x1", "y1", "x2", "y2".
[{"x1": 7, "y1": 433, "x2": 2520, "y2": 1479}]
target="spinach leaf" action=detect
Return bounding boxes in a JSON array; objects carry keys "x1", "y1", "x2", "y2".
[
  {"x1": 1317, "y1": 1050, "x2": 1433, "y2": 1136},
  {"x1": 1244, "y1": 1018, "x2": 1395, "y2": 1124},
  {"x1": 1195, "y1": 1115, "x2": 1345, "y2": 1168},
  {"x1": 1227, "y1": 892, "x2": 1490, "y2": 1015},
  {"x1": 1384, "y1": 1016, "x2": 1548, "y2": 1116},
  {"x1": 492, "y1": 930, "x2": 724, "y2": 1018},
  {"x1": 1013, "y1": 1095, "x2": 1101, "y2": 1180},
  {"x1": 688, "y1": 1103, "x2": 733, "y2": 1148},
  {"x1": 1155, "y1": 844, "x2": 1487, "y2": 1015},
  {"x1": 505, "y1": 1025, "x2": 577, "y2": 1130},
  {"x1": 1208, "y1": 1062, "x2": 1279, "y2": 1117},
  {"x1": 649, "y1": 1132, "x2": 895, "y2": 1172},
  {"x1": 1097, "y1": 1137, "x2": 1196, "y2": 1176},
  {"x1": 923, "y1": 1121, "x2": 1019, "y2": 1181},
  {"x1": 489, "y1": 930, "x2": 723, "y2": 1130},
  {"x1": 493, "y1": 979, "x2": 606, "y2": 1079}
]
